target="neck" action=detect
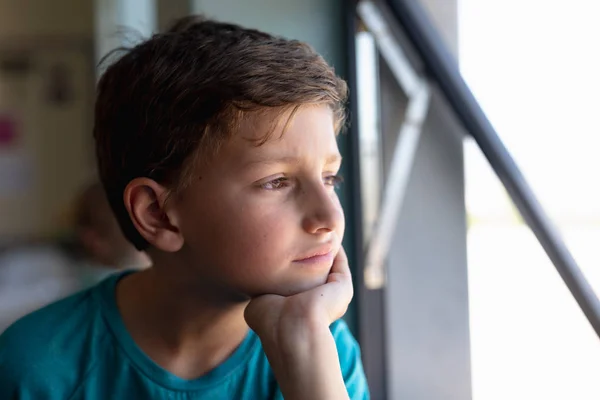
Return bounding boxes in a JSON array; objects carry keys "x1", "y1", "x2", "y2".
[{"x1": 116, "y1": 265, "x2": 250, "y2": 379}]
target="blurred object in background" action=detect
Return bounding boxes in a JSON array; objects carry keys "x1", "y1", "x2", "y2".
[
  {"x1": 44, "y1": 63, "x2": 74, "y2": 106},
  {"x1": 72, "y1": 181, "x2": 150, "y2": 284},
  {"x1": 0, "y1": 180, "x2": 149, "y2": 332},
  {"x1": 0, "y1": 0, "x2": 177, "y2": 335},
  {"x1": 0, "y1": 44, "x2": 93, "y2": 241}
]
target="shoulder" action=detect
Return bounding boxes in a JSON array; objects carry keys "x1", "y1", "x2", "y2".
[
  {"x1": 330, "y1": 319, "x2": 361, "y2": 364},
  {"x1": 0, "y1": 287, "x2": 106, "y2": 399},
  {"x1": 330, "y1": 319, "x2": 357, "y2": 346},
  {"x1": 330, "y1": 319, "x2": 370, "y2": 400}
]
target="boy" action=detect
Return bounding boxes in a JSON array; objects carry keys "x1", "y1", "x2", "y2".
[{"x1": 0, "y1": 16, "x2": 369, "y2": 399}]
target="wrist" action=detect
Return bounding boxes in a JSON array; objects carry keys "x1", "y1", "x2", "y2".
[
  {"x1": 264, "y1": 307, "x2": 331, "y2": 357},
  {"x1": 262, "y1": 328, "x2": 349, "y2": 400}
]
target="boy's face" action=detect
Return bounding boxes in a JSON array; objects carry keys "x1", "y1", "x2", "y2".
[{"x1": 174, "y1": 105, "x2": 345, "y2": 298}]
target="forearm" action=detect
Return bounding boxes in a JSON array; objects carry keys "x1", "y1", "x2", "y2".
[{"x1": 262, "y1": 322, "x2": 349, "y2": 400}]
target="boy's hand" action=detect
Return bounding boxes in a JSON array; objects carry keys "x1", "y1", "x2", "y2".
[
  {"x1": 244, "y1": 247, "x2": 353, "y2": 400},
  {"x1": 245, "y1": 247, "x2": 353, "y2": 334}
]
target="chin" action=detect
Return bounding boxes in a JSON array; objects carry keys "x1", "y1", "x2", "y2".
[{"x1": 267, "y1": 275, "x2": 329, "y2": 297}]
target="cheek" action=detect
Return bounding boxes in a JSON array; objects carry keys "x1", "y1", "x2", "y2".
[
  {"x1": 208, "y1": 199, "x2": 294, "y2": 271},
  {"x1": 333, "y1": 195, "x2": 346, "y2": 239},
  {"x1": 228, "y1": 207, "x2": 290, "y2": 261}
]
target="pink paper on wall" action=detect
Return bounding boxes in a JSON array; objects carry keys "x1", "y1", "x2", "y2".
[{"x1": 0, "y1": 115, "x2": 18, "y2": 148}]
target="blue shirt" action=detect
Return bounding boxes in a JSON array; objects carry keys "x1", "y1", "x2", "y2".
[{"x1": 0, "y1": 272, "x2": 369, "y2": 399}]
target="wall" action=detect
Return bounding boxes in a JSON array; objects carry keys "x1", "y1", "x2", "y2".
[
  {"x1": 0, "y1": 0, "x2": 95, "y2": 242},
  {"x1": 0, "y1": 0, "x2": 189, "y2": 242},
  {"x1": 193, "y1": 0, "x2": 346, "y2": 70},
  {"x1": 158, "y1": 0, "x2": 192, "y2": 32},
  {"x1": 94, "y1": 0, "x2": 157, "y2": 67},
  {"x1": 381, "y1": 0, "x2": 472, "y2": 398},
  {"x1": 0, "y1": 0, "x2": 93, "y2": 37}
]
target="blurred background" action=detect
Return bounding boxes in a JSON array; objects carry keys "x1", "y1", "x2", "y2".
[
  {"x1": 462, "y1": 1, "x2": 600, "y2": 399},
  {"x1": 0, "y1": 0, "x2": 598, "y2": 399}
]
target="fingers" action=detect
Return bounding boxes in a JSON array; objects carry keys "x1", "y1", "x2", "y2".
[
  {"x1": 327, "y1": 246, "x2": 351, "y2": 283},
  {"x1": 319, "y1": 247, "x2": 354, "y2": 322},
  {"x1": 246, "y1": 247, "x2": 354, "y2": 335}
]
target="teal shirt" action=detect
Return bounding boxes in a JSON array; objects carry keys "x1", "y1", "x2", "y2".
[{"x1": 0, "y1": 272, "x2": 369, "y2": 399}]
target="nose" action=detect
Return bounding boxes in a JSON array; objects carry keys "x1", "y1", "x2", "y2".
[{"x1": 300, "y1": 183, "x2": 344, "y2": 235}]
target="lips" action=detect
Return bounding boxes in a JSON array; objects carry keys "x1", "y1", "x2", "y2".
[{"x1": 294, "y1": 243, "x2": 335, "y2": 263}]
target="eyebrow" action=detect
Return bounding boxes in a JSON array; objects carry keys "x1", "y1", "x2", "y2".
[{"x1": 245, "y1": 154, "x2": 343, "y2": 167}]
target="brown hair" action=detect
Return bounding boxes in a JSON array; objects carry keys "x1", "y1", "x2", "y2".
[{"x1": 94, "y1": 15, "x2": 348, "y2": 250}]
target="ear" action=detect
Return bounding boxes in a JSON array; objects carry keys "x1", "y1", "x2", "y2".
[{"x1": 123, "y1": 178, "x2": 184, "y2": 252}]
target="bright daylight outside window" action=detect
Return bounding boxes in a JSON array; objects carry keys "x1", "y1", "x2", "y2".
[{"x1": 460, "y1": 0, "x2": 600, "y2": 399}]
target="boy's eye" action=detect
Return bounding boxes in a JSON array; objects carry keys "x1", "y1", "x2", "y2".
[
  {"x1": 261, "y1": 177, "x2": 290, "y2": 190},
  {"x1": 324, "y1": 174, "x2": 344, "y2": 188}
]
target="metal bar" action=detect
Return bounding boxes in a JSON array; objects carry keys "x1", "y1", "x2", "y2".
[
  {"x1": 364, "y1": 85, "x2": 430, "y2": 289},
  {"x1": 345, "y1": 1, "x2": 388, "y2": 398},
  {"x1": 385, "y1": 0, "x2": 600, "y2": 337},
  {"x1": 356, "y1": 31, "x2": 383, "y2": 244},
  {"x1": 358, "y1": 1, "x2": 421, "y2": 96},
  {"x1": 358, "y1": 1, "x2": 431, "y2": 289}
]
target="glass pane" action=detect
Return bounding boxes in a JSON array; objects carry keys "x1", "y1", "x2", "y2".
[{"x1": 460, "y1": 0, "x2": 600, "y2": 399}]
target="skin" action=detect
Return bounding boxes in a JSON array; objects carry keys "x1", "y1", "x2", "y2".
[{"x1": 116, "y1": 104, "x2": 353, "y2": 399}]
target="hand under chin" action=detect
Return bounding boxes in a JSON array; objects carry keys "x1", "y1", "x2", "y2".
[{"x1": 253, "y1": 274, "x2": 329, "y2": 298}]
